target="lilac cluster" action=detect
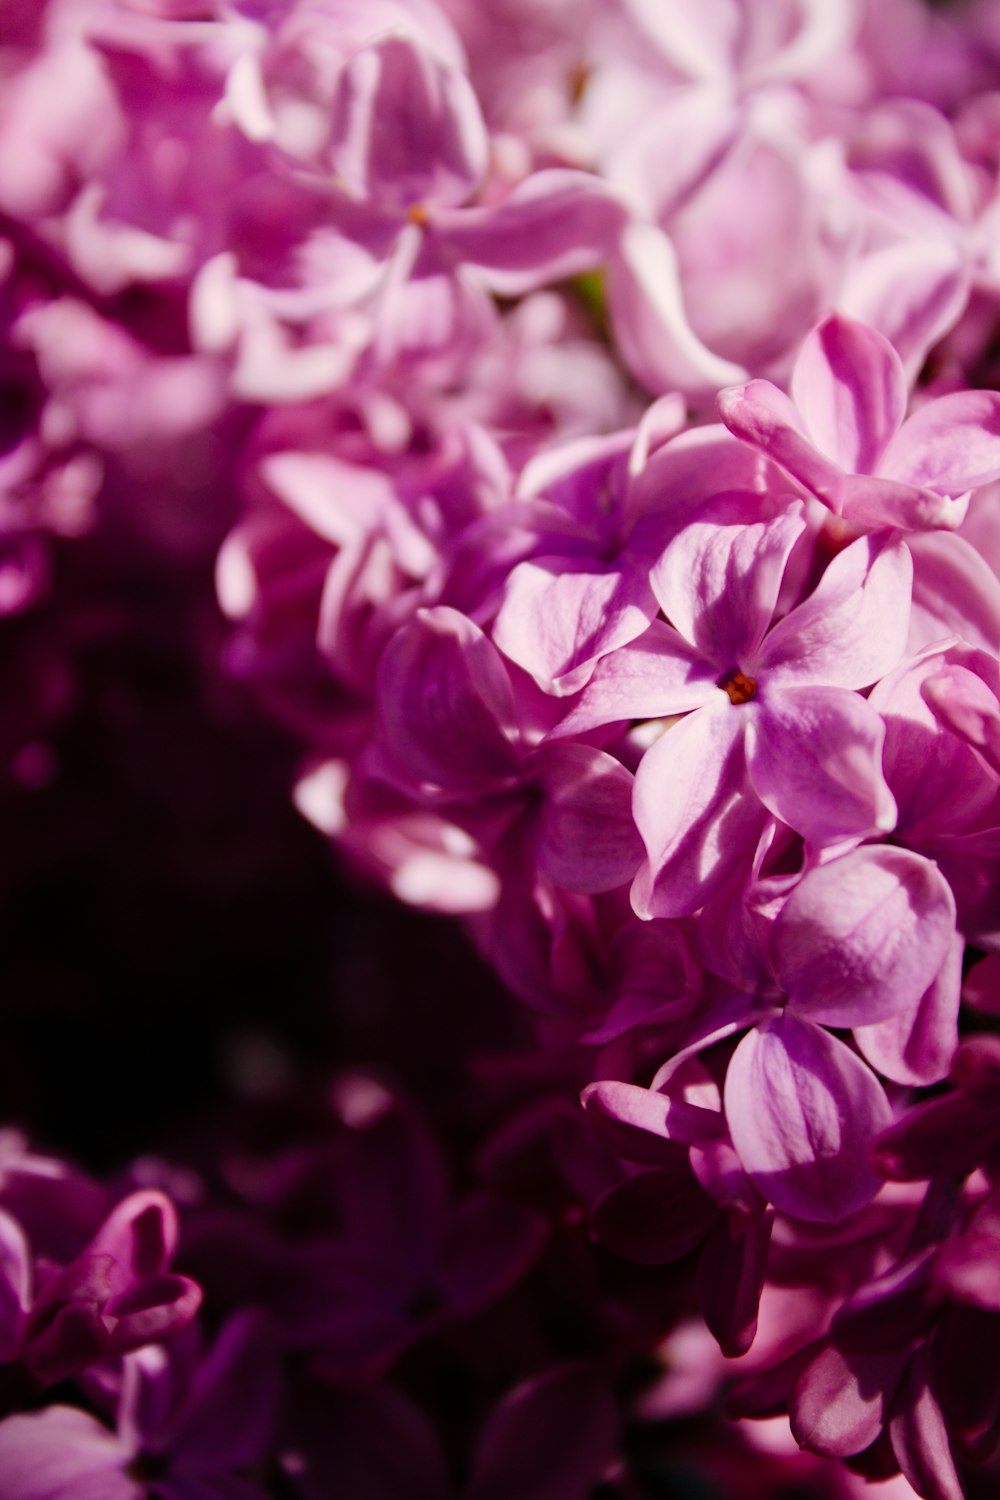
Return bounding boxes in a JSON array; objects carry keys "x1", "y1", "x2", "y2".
[{"x1": 3, "y1": 0, "x2": 1000, "y2": 1497}]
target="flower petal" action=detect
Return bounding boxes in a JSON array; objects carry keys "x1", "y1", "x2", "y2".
[
  {"x1": 791, "y1": 1344, "x2": 904, "y2": 1458},
  {"x1": 439, "y1": 171, "x2": 629, "y2": 296},
  {"x1": 552, "y1": 621, "x2": 720, "y2": 739},
  {"x1": 746, "y1": 688, "x2": 896, "y2": 849},
  {"x1": 773, "y1": 847, "x2": 957, "y2": 1031},
  {"x1": 789, "y1": 313, "x2": 907, "y2": 476},
  {"x1": 376, "y1": 607, "x2": 521, "y2": 793},
  {"x1": 717, "y1": 377, "x2": 846, "y2": 509},
  {"x1": 0, "y1": 1407, "x2": 138, "y2": 1500},
  {"x1": 632, "y1": 706, "x2": 768, "y2": 918},
  {"x1": 328, "y1": 36, "x2": 486, "y2": 212},
  {"x1": 650, "y1": 491, "x2": 805, "y2": 668},
  {"x1": 611, "y1": 225, "x2": 747, "y2": 396},
  {"x1": 854, "y1": 930, "x2": 962, "y2": 1087},
  {"x1": 493, "y1": 556, "x2": 656, "y2": 695},
  {"x1": 724, "y1": 1015, "x2": 891, "y2": 1223},
  {"x1": 590, "y1": 1164, "x2": 719, "y2": 1264},
  {"x1": 531, "y1": 742, "x2": 643, "y2": 895},
  {"x1": 881, "y1": 390, "x2": 1000, "y2": 496},
  {"x1": 757, "y1": 531, "x2": 912, "y2": 689}
]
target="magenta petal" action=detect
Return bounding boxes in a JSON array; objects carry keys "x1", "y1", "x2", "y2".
[
  {"x1": 724, "y1": 1015, "x2": 891, "y2": 1223},
  {"x1": 531, "y1": 742, "x2": 642, "y2": 895},
  {"x1": 934, "y1": 1232, "x2": 1000, "y2": 1312},
  {"x1": 746, "y1": 688, "x2": 896, "y2": 848},
  {"x1": 582, "y1": 922, "x2": 698, "y2": 1043},
  {"x1": 107, "y1": 1273, "x2": 203, "y2": 1353},
  {"x1": 632, "y1": 707, "x2": 767, "y2": 918},
  {"x1": 439, "y1": 1196, "x2": 545, "y2": 1317},
  {"x1": 0, "y1": 1210, "x2": 29, "y2": 1361},
  {"x1": 881, "y1": 389, "x2": 1000, "y2": 496},
  {"x1": 439, "y1": 170, "x2": 629, "y2": 296},
  {"x1": 173, "y1": 1313, "x2": 279, "y2": 1472},
  {"x1": 773, "y1": 847, "x2": 957, "y2": 1030},
  {"x1": 697, "y1": 1208, "x2": 773, "y2": 1358},
  {"x1": 492, "y1": 556, "x2": 656, "y2": 694},
  {"x1": 0, "y1": 1407, "x2": 138, "y2": 1500},
  {"x1": 789, "y1": 314, "x2": 907, "y2": 475},
  {"x1": 650, "y1": 491, "x2": 805, "y2": 667},
  {"x1": 889, "y1": 1352, "x2": 966, "y2": 1500},
  {"x1": 467, "y1": 1365, "x2": 617, "y2": 1500},
  {"x1": 758, "y1": 531, "x2": 912, "y2": 690},
  {"x1": 590, "y1": 1164, "x2": 719, "y2": 1264},
  {"x1": 376, "y1": 607, "x2": 521, "y2": 793},
  {"x1": 88, "y1": 1189, "x2": 177, "y2": 1280},
  {"x1": 791, "y1": 1344, "x2": 904, "y2": 1457},
  {"x1": 581, "y1": 1081, "x2": 723, "y2": 1165}
]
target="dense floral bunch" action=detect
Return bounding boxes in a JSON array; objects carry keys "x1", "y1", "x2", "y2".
[{"x1": 2, "y1": 0, "x2": 1000, "y2": 1496}]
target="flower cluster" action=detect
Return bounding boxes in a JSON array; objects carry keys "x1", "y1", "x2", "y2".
[{"x1": 1, "y1": 0, "x2": 1000, "y2": 1496}]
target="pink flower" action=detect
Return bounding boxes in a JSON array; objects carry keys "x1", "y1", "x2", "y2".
[{"x1": 719, "y1": 312, "x2": 1000, "y2": 532}]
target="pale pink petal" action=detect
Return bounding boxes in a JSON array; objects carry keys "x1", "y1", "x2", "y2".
[
  {"x1": 839, "y1": 472, "x2": 970, "y2": 532},
  {"x1": 439, "y1": 171, "x2": 629, "y2": 296},
  {"x1": 610, "y1": 225, "x2": 747, "y2": 396},
  {"x1": 724, "y1": 1015, "x2": 891, "y2": 1222},
  {"x1": 921, "y1": 661, "x2": 1000, "y2": 778},
  {"x1": 629, "y1": 425, "x2": 766, "y2": 539},
  {"x1": 376, "y1": 608, "x2": 520, "y2": 793},
  {"x1": 855, "y1": 927, "x2": 961, "y2": 1086},
  {"x1": 907, "y1": 532, "x2": 1000, "y2": 655},
  {"x1": 774, "y1": 847, "x2": 957, "y2": 1030},
  {"x1": 717, "y1": 378, "x2": 846, "y2": 510},
  {"x1": 0, "y1": 1407, "x2": 138, "y2": 1500},
  {"x1": 790, "y1": 313, "x2": 907, "y2": 476},
  {"x1": 650, "y1": 492, "x2": 806, "y2": 667},
  {"x1": 619, "y1": 0, "x2": 737, "y2": 79},
  {"x1": 492, "y1": 557, "x2": 657, "y2": 695},
  {"x1": 632, "y1": 707, "x2": 768, "y2": 918},
  {"x1": 552, "y1": 621, "x2": 720, "y2": 739},
  {"x1": 328, "y1": 36, "x2": 486, "y2": 211},
  {"x1": 746, "y1": 688, "x2": 896, "y2": 848},
  {"x1": 840, "y1": 241, "x2": 970, "y2": 381},
  {"x1": 757, "y1": 532, "x2": 912, "y2": 689},
  {"x1": 581, "y1": 1081, "x2": 724, "y2": 1165},
  {"x1": 880, "y1": 390, "x2": 1000, "y2": 496}
]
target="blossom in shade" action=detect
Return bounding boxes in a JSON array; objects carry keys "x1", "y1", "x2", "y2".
[{"x1": 0, "y1": 1311, "x2": 278, "y2": 1500}]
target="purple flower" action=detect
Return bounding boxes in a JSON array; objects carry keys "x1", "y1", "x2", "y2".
[
  {"x1": 374, "y1": 605, "x2": 643, "y2": 897},
  {"x1": 561, "y1": 491, "x2": 908, "y2": 915},
  {"x1": 0, "y1": 1311, "x2": 278, "y2": 1500},
  {"x1": 719, "y1": 312, "x2": 1000, "y2": 531}
]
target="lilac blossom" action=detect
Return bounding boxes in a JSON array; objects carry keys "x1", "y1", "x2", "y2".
[
  {"x1": 4, "y1": 2, "x2": 1000, "y2": 1496},
  {"x1": 560, "y1": 490, "x2": 908, "y2": 915},
  {"x1": 0, "y1": 1312, "x2": 278, "y2": 1500},
  {"x1": 719, "y1": 312, "x2": 1000, "y2": 531}
]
